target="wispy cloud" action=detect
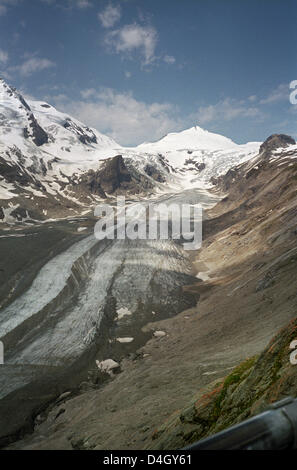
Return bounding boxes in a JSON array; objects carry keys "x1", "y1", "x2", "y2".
[
  {"x1": 0, "y1": 0, "x2": 92, "y2": 14},
  {"x1": 41, "y1": 0, "x2": 92, "y2": 9},
  {"x1": 10, "y1": 56, "x2": 56, "y2": 77},
  {"x1": 98, "y1": 3, "x2": 121, "y2": 28},
  {"x1": 69, "y1": 0, "x2": 92, "y2": 8},
  {"x1": 259, "y1": 83, "x2": 289, "y2": 105},
  {"x1": 105, "y1": 23, "x2": 158, "y2": 65},
  {"x1": 163, "y1": 55, "x2": 176, "y2": 65},
  {"x1": 196, "y1": 97, "x2": 264, "y2": 125},
  {"x1": 0, "y1": 48, "x2": 8, "y2": 64},
  {"x1": 80, "y1": 88, "x2": 97, "y2": 99}
]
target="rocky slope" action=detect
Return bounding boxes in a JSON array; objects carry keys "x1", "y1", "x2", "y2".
[
  {"x1": 4, "y1": 133, "x2": 297, "y2": 450},
  {"x1": 148, "y1": 134, "x2": 297, "y2": 449},
  {"x1": 149, "y1": 316, "x2": 297, "y2": 450}
]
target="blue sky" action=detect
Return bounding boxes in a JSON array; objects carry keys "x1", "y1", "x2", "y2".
[{"x1": 0, "y1": 0, "x2": 297, "y2": 145}]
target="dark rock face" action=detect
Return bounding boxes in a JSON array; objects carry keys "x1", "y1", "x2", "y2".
[
  {"x1": 79, "y1": 128, "x2": 97, "y2": 145},
  {"x1": 158, "y1": 155, "x2": 172, "y2": 173},
  {"x1": 10, "y1": 207, "x2": 28, "y2": 222},
  {"x1": 96, "y1": 155, "x2": 132, "y2": 193},
  {"x1": 144, "y1": 164, "x2": 166, "y2": 183},
  {"x1": 18, "y1": 94, "x2": 31, "y2": 112},
  {"x1": 74, "y1": 155, "x2": 136, "y2": 198},
  {"x1": 0, "y1": 154, "x2": 32, "y2": 186},
  {"x1": 212, "y1": 167, "x2": 239, "y2": 191},
  {"x1": 63, "y1": 118, "x2": 97, "y2": 145},
  {"x1": 76, "y1": 170, "x2": 106, "y2": 198},
  {"x1": 196, "y1": 162, "x2": 206, "y2": 172},
  {"x1": 260, "y1": 134, "x2": 296, "y2": 154},
  {"x1": 185, "y1": 159, "x2": 206, "y2": 172},
  {"x1": 27, "y1": 156, "x2": 48, "y2": 176},
  {"x1": 24, "y1": 114, "x2": 48, "y2": 147}
]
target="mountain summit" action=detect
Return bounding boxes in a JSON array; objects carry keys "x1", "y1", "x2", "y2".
[
  {"x1": 0, "y1": 77, "x2": 119, "y2": 165},
  {"x1": 137, "y1": 125, "x2": 237, "y2": 152}
]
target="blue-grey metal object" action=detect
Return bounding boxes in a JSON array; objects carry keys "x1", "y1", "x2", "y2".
[{"x1": 182, "y1": 397, "x2": 297, "y2": 450}]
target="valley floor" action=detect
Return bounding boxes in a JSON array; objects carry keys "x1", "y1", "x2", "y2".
[{"x1": 2, "y1": 159, "x2": 297, "y2": 449}]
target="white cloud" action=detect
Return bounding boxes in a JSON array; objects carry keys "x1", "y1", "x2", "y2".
[
  {"x1": 164, "y1": 55, "x2": 176, "y2": 65},
  {"x1": 105, "y1": 23, "x2": 158, "y2": 65},
  {"x1": 64, "y1": 0, "x2": 90, "y2": 6},
  {"x1": 260, "y1": 83, "x2": 289, "y2": 105},
  {"x1": 74, "y1": 0, "x2": 92, "y2": 7},
  {"x1": 248, "y1": 95, "x2": 257, "y2": 103},
  {"x1": 196, "y1": 97, "x2": 263, "y2": 125},
  {"x1": 48, "y1": 90, "x2": 268, "y2": 146},
  {"x1": 40, "y1": 0, "x2": 92, "y2": 8},
  {"x1": 10, "y1": 57, "x2": 55, "y2": 77},
  {"x1": 98, "y1": 4, "x2": 121, "y2": 28},
  {"x1": 0, "y1": 49, "x2": 8, "y2": 64},
  {"x1": 125, "y1": 71, "x2": 132, "y2": 78},
  {"x1": 0, "y1": 0, "x2": 89, "y2": 15},
  {"x1": 80, "y1": 88, "x2": 97, "y2": 99},
  {"x1": 53, "y1": 88, "x2": 182, "y2": 146}
]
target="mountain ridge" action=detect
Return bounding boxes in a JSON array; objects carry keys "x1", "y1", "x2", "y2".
[{"x1": 1, "y1": 78, "x2": 295, "y2": 226}]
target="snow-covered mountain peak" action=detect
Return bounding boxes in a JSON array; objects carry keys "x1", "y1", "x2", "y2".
[
  {"x1": 137, "y1": 124, "x2": 237, "y2": 153},
  {"x1": 0, "y1": 77, "x2": 49, "y2": 149},
  {"x1": 130, "y1": 123, "x2": 261, "y2": 185},
  {"x1": 0, "y1": 78, "x2": 29, "y2": 111},
  {"x1": 28, "y1": 98, "x2": 119, "y2": 156},
  {"x1": 0, "y1": 77, "x2": 120, "y2": 164}
]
